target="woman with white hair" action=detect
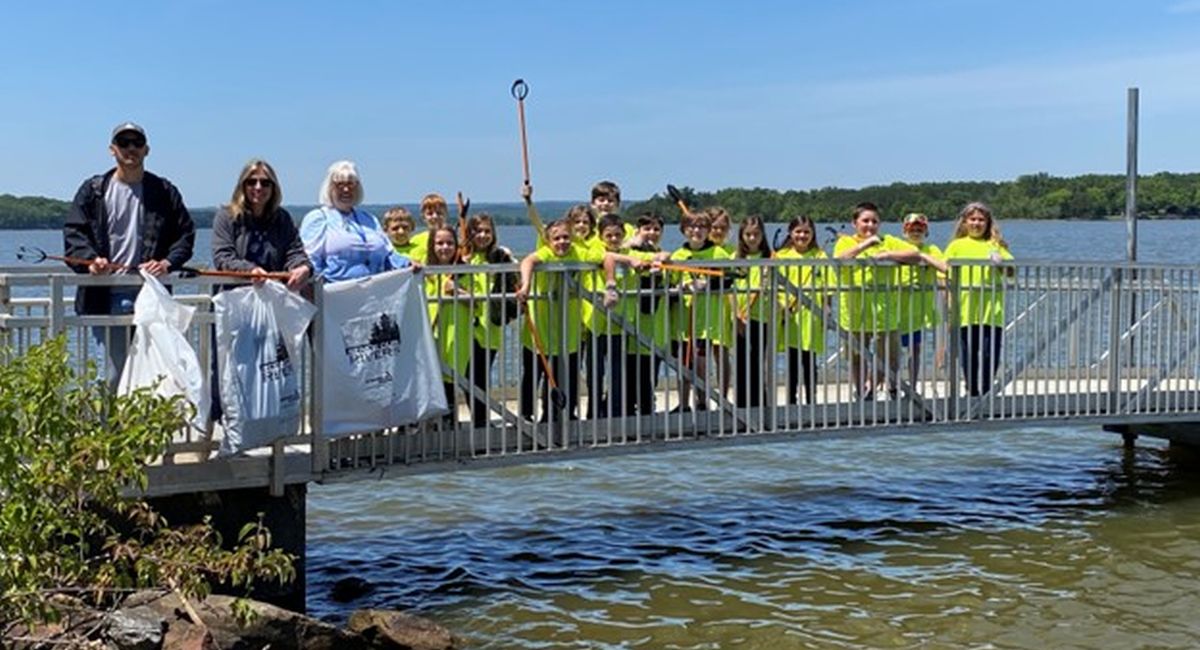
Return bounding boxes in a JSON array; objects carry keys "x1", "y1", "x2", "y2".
[{"x1": 300, "y1": 160, "x2": 412, "y2": 282}]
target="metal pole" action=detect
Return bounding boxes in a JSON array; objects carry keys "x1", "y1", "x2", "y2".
[
  {"x1": 1124, "y1": 88, "x2": 1139, "y2": 418},
  {"x1": 1126, "y1": 87, "x2": 1138, "y2": 262}
]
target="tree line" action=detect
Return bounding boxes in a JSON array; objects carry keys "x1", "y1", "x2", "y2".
[
  {"x1": 625, "y1": 172, "x2": 1200, "y2": 223},
  {"x1": 2, "y1": 172, "x2": 1197, "y2": 229}
]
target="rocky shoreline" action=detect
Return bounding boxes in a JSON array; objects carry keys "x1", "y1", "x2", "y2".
[{"x1": 5, "y1": 591, "x2": 460, "y2": 650}]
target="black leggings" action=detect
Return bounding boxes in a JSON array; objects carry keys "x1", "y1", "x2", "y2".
[
  {"x1": 735, "y1": 320, "x2": 768, "y2": 407},
  {"x1": 624, "y1": 353, "x2": 660, "y2": 415},
  {"x1": 520, "y1": 348, "x2": 580, "y2": 422},
  {"x1": 786, "y1": 348, "x2": 817, "y2": 405},
  {"x1": 586, "y1": 333, "x2": 625, "y2": 418},
  {"x1": 469, "y1": 343, "x2": 497, "y2": 428},
  {"x1": 959, "y1": 325, "x2": 1003, "y2": 397}
]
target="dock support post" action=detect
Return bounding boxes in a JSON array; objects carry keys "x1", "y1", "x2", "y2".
[{"x1": 148, "y1": 484, "x2": 307, "y2": 612}]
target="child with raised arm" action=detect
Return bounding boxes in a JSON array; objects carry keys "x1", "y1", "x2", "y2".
[
  {"x1": 425, "y1": 226, "x2": 474, "y2": 425},
  {"x1": 897, "y1": 213, "x2": 949, "y2": 393},
  {"x1": 775, "y1": 216, "x2": 829, "y2": 405},
  {"x1": 833, "y1": 202, "x2": 940, "y2": 400},
  {"x1": 668, "y1": 210, "x2": 732, "y2": 413},
  {"x1": 733, "y1": 215, "x2": 773, "y2": 409},
  {"x1": 943, "y1": 202, "x2": 1014, "y2": 397}
]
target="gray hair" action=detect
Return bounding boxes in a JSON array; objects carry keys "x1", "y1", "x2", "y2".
[{"x1": 318, "y1": 160, "x2": 364, "y2": 207}]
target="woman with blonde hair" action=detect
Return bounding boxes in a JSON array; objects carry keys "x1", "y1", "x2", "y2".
[
  {"x1": 211, "y1": 158, "x2": 311, "y2": 289},
  {"x1": 300, "y1": 160, "x2": 412, "y2": 282},
  {"x1": 210, "y1": 159, "x2": 313, "y2": 424}
]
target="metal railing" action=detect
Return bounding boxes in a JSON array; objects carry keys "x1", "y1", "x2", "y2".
[{"x1": 3, "y1": 257, "x2": 1198, "y2": 491}]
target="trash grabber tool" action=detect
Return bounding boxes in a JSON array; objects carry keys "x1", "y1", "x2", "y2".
[{"x1": 522, "y1": 307, "x2": 568, "y2": 410}]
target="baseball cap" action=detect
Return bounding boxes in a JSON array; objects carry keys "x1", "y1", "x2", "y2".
[
  {"x1": 902, "y1": 213, "x2": 928, "y2": 229},
  {"x1": 111, "y1": 121, "x2": 147, "y2": 141}
]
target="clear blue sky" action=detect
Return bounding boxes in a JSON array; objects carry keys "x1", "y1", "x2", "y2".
[{"x1": 3, "y1": 0, "x2": 1198, "y2": 206}]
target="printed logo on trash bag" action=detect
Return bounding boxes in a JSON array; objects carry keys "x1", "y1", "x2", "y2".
[
  {"x1": 260, "y1": 332, "x2": 295, "y2": 382},
  {"x1": 341, "y1": 313, "x2": 403, "y2": 365}
]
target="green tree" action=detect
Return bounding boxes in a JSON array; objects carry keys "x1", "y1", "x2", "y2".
[{"x1": 0, "y1": 337, "x2": 294, "y2": 631}]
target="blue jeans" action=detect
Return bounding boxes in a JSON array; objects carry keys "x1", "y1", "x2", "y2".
[{"x1": 90, "y1": 288, "x2": 138, "y2": 386}]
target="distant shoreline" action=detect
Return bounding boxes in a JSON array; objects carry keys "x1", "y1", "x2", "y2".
[
  {"x1": 3, "y1": 170, "x2": 1198, "y2": 228},
  {"x1": 0, "y1": 213, "x2": 1191, "y2": 231}
]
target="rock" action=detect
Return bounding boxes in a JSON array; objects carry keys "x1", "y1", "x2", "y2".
[
  {"x1": 130, "y1": 590, "x2": 359, "y2": 650},
  {"x1": 330, "y1": 576, "x2": 375, "y2": 602},
  {"x1": 347, "y1": 609, "x2": 459, "y2": 650},
  {"x1": 161, "y1": 623, "x2": 217, "y2": 650},
  {"x1": 103, "y1": 606, "x2": 166, "y2": 650}
]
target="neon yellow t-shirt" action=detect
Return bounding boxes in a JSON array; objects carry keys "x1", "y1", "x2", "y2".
[
  {"x1": 775, "y1": 247, "x2": 829, "y2": 353},
  {"x1": 943, "y1": 237, "x2": 1013, "y2": 327},
  {"x1": 575, "y1": 238, "x2": 608, "y2": 333},
  {"x1": 425, "y1": 270, "x2": 474, "y2": 378},
  {"x1": 897, "y1": 242, "x2": 945, "y2": 334},
  {"x1": 833, "y1": 234, "x2": 916, "y2": 332},
  {"x1": 408, "y1": 231, "x2": 430, "y2": 264},
  {"x1": 734, "y1": 252, "x2": 773, "y2": 324},
  {"x1": 521, "y1": 245, "x2": 590, "y2": 354},
  {"x1": 467, "y1": 251, "x2": 507, "y2": 351},
  {"x1": 668, "y1": 244, "x2": 732, "y2": 346},
  {"x1": 392, "y1": 240, "x2": 425, "y2": 265}
]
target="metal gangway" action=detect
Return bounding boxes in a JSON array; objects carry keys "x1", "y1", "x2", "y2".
[{"x1": 2, "y1": 258, "x2": 1198, "y2": 498}]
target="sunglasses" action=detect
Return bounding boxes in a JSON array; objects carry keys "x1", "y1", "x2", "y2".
[
  {"x1": 244, "y1": 178, "x2": 275, "y2": 189},
  {"x1": 113, "y1": 136, "x2": 146, "y2": 149}
]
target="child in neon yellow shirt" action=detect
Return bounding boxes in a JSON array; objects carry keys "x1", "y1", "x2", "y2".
[
  {"x1": 943, "y1": 201, "x2": 1014, "y2": 397},
  {"x1": 668, "y1": 211, "x2": 732, "y2": 412},
  {"x1": 383, "y1": 207, "x2": 423, "y2": 263},
  {"x1": 732, "y1": 215, "x2": 773, "y2": 408},
  {"x1": 462, "y1": 213, "x2": 517, "y2": 429},
  {"x1": 425, "y1": 226, "x2": 474, "y2": 425},
  {"x1": 898, "y1": 212, "x2": 949, "y2": 391},
  {"x1": 775, "y1": 215, "x2": 830, "y2": 405},
  {"x1": 410, "y1": 193, "x2": 448, "y2": 260},
  {"x1": 515, "y1": 220, "x2": 584, "y2": 423},
  {"x1": 602, "y1": 213, "x2": 672, "y2": 416},
  {"x1": 833, "y1": 202, "x2": 939, "y2": 400}
]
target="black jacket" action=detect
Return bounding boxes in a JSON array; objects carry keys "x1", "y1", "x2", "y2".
[
  {"x1": 211, "y1": 206, "x2": 309, "y2": 274},
  {"x1": 63, "y1": 169, "x2": 195, "y2": 314}
]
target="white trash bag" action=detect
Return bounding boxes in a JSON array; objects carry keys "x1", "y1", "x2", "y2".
[
  {"x1": 320, "y1": 267, "x2": 447, "y2": 438},
  {"x1": 117, "y1": 270, "x2": 209, "y2": 440},
  {"x1": 213, "y1": 281, "x2": 316, "y2": 455}
]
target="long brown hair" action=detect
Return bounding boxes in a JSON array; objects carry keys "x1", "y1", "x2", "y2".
[
  {"x1": 426, "y1": 226, "x2": 463, "y2": 266},
  {"x1": 465, "y1": 213, "x2": 498, "y2": 257},
  {"x1": 786, "y1": 215, "x2": 820, "y2": 253},
  {"x1": 227, "y1": 159, "x2": 282, "y2": 219},
  {"x1": 735, "y1": 215, "x2": 771, "y2": 258}
]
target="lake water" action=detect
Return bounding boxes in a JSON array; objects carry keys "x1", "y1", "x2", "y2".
[{"x1": 4, "y1": 219, "x2": 1200, "y2": 648}]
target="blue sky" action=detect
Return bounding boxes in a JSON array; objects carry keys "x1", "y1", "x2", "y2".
[{"x1": 2, "y1": 1, "x2": 1198, "y2": 206}]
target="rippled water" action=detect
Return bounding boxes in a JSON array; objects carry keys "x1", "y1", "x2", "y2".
[{"x1": 307, "y1": 428, "x2": 1200, "y2": 648}]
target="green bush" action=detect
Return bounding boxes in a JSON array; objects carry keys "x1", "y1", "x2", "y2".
[{"x1": 0, "y1": 337, "x2": 294, "y2": 629}]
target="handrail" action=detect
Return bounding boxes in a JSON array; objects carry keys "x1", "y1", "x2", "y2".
[{"x1": 3, "y1": 258, "x2": 1199, "y2": 494}]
